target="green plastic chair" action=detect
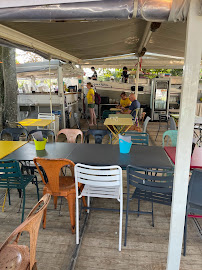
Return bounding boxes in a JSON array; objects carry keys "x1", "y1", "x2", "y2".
[
  {"x1": 162, "y1": 130, "x2": 178, "y2": 147},
  {"x1": 102, "y1": 110, "x2": 116, "y2": 120},
  {"x1": 0, "y1": 159, "x2": 39, "y2": 223},
  {"x1": 97, "y1": 110, "x2": 116, "y2": 128}
]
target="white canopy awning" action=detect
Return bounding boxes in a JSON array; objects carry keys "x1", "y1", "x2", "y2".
[{"x1": 0, "y1": 19, "x2": 186, "y2": 61}]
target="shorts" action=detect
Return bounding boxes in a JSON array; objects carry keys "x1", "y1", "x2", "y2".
[{"x1": 88, "y1": 104, "x2": 95, "y2": 108}]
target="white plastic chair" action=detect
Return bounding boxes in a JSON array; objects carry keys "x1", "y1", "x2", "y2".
[
  {"x1": 169, "y1": 116, "x2": 177, "y2": 130},
  {"x1": 142, "y1": 116, "x2": 151, "y2": 133},
  {"x1": 74, "y1": 163, "x2": 123, "y2": 251},
  {"x1": 38, "y1": 113, "x2": 56, "y2": 132}
]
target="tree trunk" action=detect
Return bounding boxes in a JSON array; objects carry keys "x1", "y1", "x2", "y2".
[
  {"x1": 2, "y1": 47, "x2": 18, "y2": 123},
  {"x1": 0, "y1": 47, "x2": 4, "y2": 129}
]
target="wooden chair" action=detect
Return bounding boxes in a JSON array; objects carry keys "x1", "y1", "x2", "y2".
[
  {"x1": 0, "y1": 194, "x2": 51, "y2": 270},
  {"x1": 33, "y1": 158, "x2": 85, "y2": 233},
  {"x1": 56, "y1": 129, "x2": 83, "y2": 143}
]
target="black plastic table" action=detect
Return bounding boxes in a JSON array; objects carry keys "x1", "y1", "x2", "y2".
[{"x1": 3, "y1": 142, "x2": 172, "y2": 169}]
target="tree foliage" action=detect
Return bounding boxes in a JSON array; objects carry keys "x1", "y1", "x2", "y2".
[
  {"x1": 16, "y1": 50, "x2": 44, "y2": 63},
  {"x1": 96, "y1": 68, "x2": 184, "y2": 81}
]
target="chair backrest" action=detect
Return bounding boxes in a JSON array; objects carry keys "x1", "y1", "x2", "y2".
[
  {"x1": 142, "y1": 116, "x2": 151, "y2": 133},
  {"x1": 73, "y1": 112, "x2": 81, "y2": 129},
  {"x1": 124, "y1": 131, "x2": 149, "y2": 146},
  {"x1": 127, "y1": 165, "x2": 173, "y2": 205},
  {"x1": 132, "y1": 108, "x2": 140, "y2": 121},
  {"x1": 0, "y1": 160, "x2": 22, "y2": 182},
  {"x1": 169, "y1": 117, "x2": 177, "y2": 130},
  {"x1": 159, "y1": 114, "x2": 168, "y2": 122},
  {"x1": 38, "y1": 113, "x2": 56, "y2": 133},
  {"x1": 162, "y1": 130, "x2": 178, "y2": 147},
  {"x1": 28, "y1": 129, "x2": 55, "y2": 142},
  {"x1": 56, "y1": 129, "x2": 83, "y2": 143},
  {"x1": 38, "y1": 113, "x2": 56, "y2": 120},
  {"x1": 102, "y1": 110, "x2": 115, "y2": 120},
  {"x1": 0, "y1": 128, "x2": 28, "y2": 141},
  {"x1": 33, "y1": 158, "x2": 75, "y2": 193},
  {"x1": 5, "y1": 121, "x2": 24, "y2": 128},
  {"x1": 0, "y1": 194, "x2": 51, "y2": 270},
  {"x1": 75, "y1": 163, "x2": 122, "y2": 199},
  {"x1": 85, "y1": 129, "x2": 112, "y2": 144},
  {"x1": 187, "y1": 170, "x2": 202, "y2": 210}
]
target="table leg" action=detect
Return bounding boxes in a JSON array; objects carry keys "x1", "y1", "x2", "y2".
[
  {"x1": 106, "y1": 125, "x2": 118, "y2": 143},
  {"x1": 113, "y1": 125, "x2": 132, "y2": 144}
]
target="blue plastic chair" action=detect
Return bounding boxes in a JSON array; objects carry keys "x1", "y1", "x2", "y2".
[
  {"x1": 162, "y1": 130, "x2": 178, "y2": 147},
  {"x1": 124, "y1": 132, "x2": 149, "y2": 146},
  {"x1": 0, "y1": 159, "x2": 39, "y2": 223}
]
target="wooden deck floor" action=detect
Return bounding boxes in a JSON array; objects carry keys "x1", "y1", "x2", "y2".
[{"x1": 0, "y1": 120, "x2": 202, "y2": 270}]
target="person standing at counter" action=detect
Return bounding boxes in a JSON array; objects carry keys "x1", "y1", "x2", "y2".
[
  {"x1": 86, "y1": 82, "x2": 97, "y2": 126},
  {"x1": 122, "y1": 66, "x2": 129, "y2": 83},
  {"x1": 121, "y1": 93, "x2": 140, "y2": 119},
  {"x1": 91, "y1": 67, "x2": 97, "y2": 80}
]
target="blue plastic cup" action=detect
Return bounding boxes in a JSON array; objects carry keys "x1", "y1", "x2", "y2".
[{"x1": 119, "y1": 139, "x2": 132, "y2": 154}]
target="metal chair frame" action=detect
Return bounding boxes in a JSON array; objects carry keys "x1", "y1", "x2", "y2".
[
  {"x1": 0, "y1": 159, "x2": 39, "y2": 223},
  {"x1": 124, "y1": 165, "x2": 173, "y2": 246},
  {"x1": 0, "y1": 128, "x2": 28, "y2": 141},
  {"x1": 124, "y1": 131, "x2": 149, "y2": 145},
  {"x1": 85, "y1": 129, "x2": 112, "y2": 144},
  {"x1": 0, "y1": 194, "x2": 51, "y2": 270},
  {"x1": 183, "y1": 169, "x2": 202, "y2": 256},
  {"x1": 155, "y1": 114, "x2": 169, "y2": 141}
]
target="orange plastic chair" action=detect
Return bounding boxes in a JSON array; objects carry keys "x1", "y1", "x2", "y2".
[
  {"x1": 0, "y1": 194, "x2": 51, "y2": 270},
  {"x1": 56, "y1": 129, "x2": 83, "y2": 143},
  {"x1": 33, "y1": 158, "x2": 85, "y2": 233}
]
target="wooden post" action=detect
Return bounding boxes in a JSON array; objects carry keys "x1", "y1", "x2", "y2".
[{"x1": 166, "y1": 1, "x2": 202, "y2": 269}]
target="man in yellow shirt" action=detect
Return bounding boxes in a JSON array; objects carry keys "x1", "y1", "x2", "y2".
[
  {"x1": 118, "y1": 91, "x2": 131, "y2": 109},
  {"x1": 86, "y1": 82, "x2": 96, "y2": 126}
]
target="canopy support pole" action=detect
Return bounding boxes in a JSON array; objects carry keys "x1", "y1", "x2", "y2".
[
  {"x1": 58, "y1": 65, "x2": 66, "y2": 128},
  {"x1": 49, "y1": 60, "x2": 53, "y2": 119},
  {"x1": 135, "y1": 58, "x2": 140, "y2": 98},
  {"x1": 166, "y1": 1, "x2": 202, "y2": 270}
]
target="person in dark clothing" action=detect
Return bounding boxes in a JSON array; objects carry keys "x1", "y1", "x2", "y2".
[
  {"x1": 122, "y1": 66, "x2": 129, "y2": 83},
  {"x1": 121, "y1": 93, "x2": 140, "y2": 119},
  {"x1": 91, "y1": 67, "x2": 97, "y2": 80}
]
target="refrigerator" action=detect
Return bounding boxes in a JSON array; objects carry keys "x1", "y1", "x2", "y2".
[{"x1": 150, "y1": 78, "x2": 171, "y2": 121}]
